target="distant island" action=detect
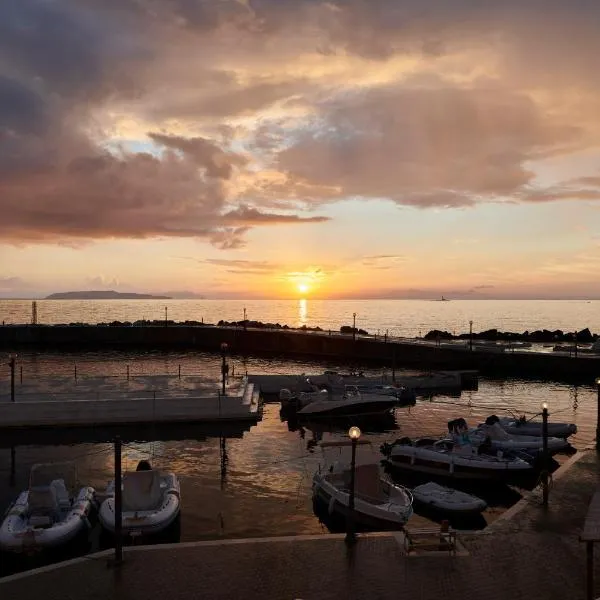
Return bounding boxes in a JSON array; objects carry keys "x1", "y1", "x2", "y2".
[{"x1": 45, "y1": 291, "x2": 172, "y2": 300}]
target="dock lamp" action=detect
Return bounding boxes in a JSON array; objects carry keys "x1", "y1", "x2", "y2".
[
  {"x1": 352, "y1": 313, "x2": 357, "y2": 342},
  {"x1": 346, "y1": 426, "x2": 361, "y2": 545},
  {"x1": 8, "y1": 353, "x2": 16, "y2": 403},
  {"x1": 220, "y1": 343, "x2": 229, "y2": 396},
  {"x1": 541, "y1": 401, "x2": 549, "y2": 507},
  {"x1": 595, "y1": 378, "x2": 600, "y2": 452}
]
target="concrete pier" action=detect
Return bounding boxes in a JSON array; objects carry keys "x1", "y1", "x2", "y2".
[
  {"x1": 2, "y1": 324, "x2": 600, "y2": 382},
  {"x1": 0, "y1": 376, "x2": 261, "y2": 430}
]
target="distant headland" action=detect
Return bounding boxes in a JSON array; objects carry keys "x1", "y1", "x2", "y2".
[{"x1": 45, "y1": 291, "x2": 172, "y2": 300}]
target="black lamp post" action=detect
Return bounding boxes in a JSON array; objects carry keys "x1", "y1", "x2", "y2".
[
  {"x1": 469, "y1": 320, "x2": 473, "y2": 351},
  {"x1": 220, "y1": 342, "x2": 228, "y2": 396},
  {"x1": 243, "y1": 307, "x2": 247, "y2": 330},
  {"x1": 346, "y1": 425, "x2": 361, "y2": 545},
  {"x1": 8, "y1": 353, "x2": 16, "y2": 403},
  {"x1": 352, "y1": 313, "x2": 357, "y2": 342},
  {"x1": 542, "y1": 401, "x2": 549, "y2": 507},
  {"x1": 595, "y1": 378, "x2": 600, "y2": 451}
]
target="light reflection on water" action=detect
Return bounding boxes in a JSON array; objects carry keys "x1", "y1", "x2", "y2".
[{"x1": 0, "y1": 351, "x2": 595, "y2": 573}]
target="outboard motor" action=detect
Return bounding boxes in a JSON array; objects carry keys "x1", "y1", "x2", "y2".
[
  {"x1": 485, "y1": 415, "x2": 500, "y2": 426},
  {"x1": 279, "y1": 388, "x2": 293, "y2": 402}
]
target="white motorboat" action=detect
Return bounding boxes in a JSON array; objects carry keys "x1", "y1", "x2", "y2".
[
  {"x1": 489, "y1": 415, "x2": 577, "y2": 439},
  {"x1": 0, "y1": 462, "x2": 95, "y2": 553},
  {"x1": 381, "y1": 437, "x2": 533, "y2": 482},
  {"x1": 471, "y1": 420, "x2": 570, "y2": 454},
  {"x1": 298, "y1": 386, "x2": 398, "y2": 417},
  {"x1": 312, "y1": 446, "x2": 413, "y2": 530},
  {"x1": 99, "y1": 462, "x2": 180, "y2": 537},
  {"x1": 411, "y1": 482, "x2": 487, "y2": 516}
]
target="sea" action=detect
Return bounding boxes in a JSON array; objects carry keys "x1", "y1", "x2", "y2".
[{"x1": 0, "y1": 299, "x2": 597, "y2": 575}]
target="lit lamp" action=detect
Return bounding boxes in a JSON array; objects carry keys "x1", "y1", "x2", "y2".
[
  {"x1": 220, "y1": 343, "x2": 228, "y2": 396},
  {"x1": 346, "y1": 426, "x2": 361, "y2": 545},
  {"x1": 595, "y1": 378, "x2": 600, "y2": 452},
  {"x1": 8, "y1": 353, "x2": 17, "y2": 403},
  {"x1": 541, "y1": 401, "x2": 549, "y2": 507}
]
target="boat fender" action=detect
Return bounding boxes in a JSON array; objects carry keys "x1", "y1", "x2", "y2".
[
  {"x1": 166, "y1": 488, "x2": 180, "y2": 499},
  {"x1": 328, "y1": 497, "x2": 335, "y2": 515}
]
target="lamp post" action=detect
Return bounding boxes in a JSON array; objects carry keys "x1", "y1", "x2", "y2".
[
  {"x1": 595, "y1": 378, "x2": 600, "y2": 452},
  {"x1": 243, "y1": 307, "x2": 247, "y2": 330},
  {"x1": 164, "y1": 306, "x2": 168, "y2": 327},
  {"x1": 220, "y1": 342, "x2": 228, "y2": 396},
  {"x1": 541, "y1": 401, "x2": 549, "y2": 507},
  {"x1": 346, "y1": 426, "x2": 361, "y2": 545},
  {"x1": 469, "y1": 320, "x2": 473, "y2": 351},
  {"x1": 8, "y1": 353, "x2": 16, "y2": 403},
  {"x1": 352, "y1": 313, "x2": 357, "y2": 342}
]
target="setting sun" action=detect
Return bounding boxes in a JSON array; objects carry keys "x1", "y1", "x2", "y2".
[{"x1": 297, "y1": 283, "x2": 310, "y2": 295}]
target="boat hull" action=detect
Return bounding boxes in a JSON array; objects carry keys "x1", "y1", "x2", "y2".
[
  {"x1": 312, "y1": 475, "x2": 412, "y2": 531},
  {"x1": 0, "y1": 487, "x2": 95, "y2": 553},
  {"x1": 299, "y1": 399, "x2": 397, "y2": 418},
  {"x1": 498, "y1": 419, "x2": 577, "y2": 439},
  {"x1": 99, "y1": 473, "x2": 181, "y2": 537},
  {"x1": 386, "y1": 446, "x2": 533, "y2": 483},
  {"x1": 411, "y1": 483, "x2": 486, "y2": 516}
]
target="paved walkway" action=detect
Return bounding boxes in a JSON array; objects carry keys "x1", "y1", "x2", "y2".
[{"x1": 2, "y1": 450, "x2": 600, "y2": 600}]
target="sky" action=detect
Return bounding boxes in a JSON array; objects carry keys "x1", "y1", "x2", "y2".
[{"x1": 2, "y1": 1, "x2": 600, "y2": 300}]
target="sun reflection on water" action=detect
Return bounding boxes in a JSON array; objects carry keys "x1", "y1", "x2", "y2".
[{"x1": 298, "y1": 298, "x2": 307, "y2": 326}]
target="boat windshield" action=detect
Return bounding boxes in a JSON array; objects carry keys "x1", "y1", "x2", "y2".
[{"x1": 29, "y1": 462, "x2": 78, "y2": 493}]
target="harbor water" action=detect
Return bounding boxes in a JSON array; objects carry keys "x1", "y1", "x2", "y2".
[{"x1": 0, "y1": 350, "x2": 594, "y2": 576}]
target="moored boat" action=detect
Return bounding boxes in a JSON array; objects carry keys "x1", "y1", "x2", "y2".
[
  {"x1": 381, "y1": 437, "x2": 533, "y2": 482},
  {"x1": 298, "y1": 386, "x2": 398, "y2": 417},
  {"x1": 488, "y1": 415, "x2": 577, "y2": 439},
  {"x1": 469, "y1": 422, "x2": 569, "y2": 455},
  {"x1": 312, "y1": 451, "x2": 413, "y2": 530},
  {"x1": 0, "y1": 462, "x2": 95, "y2": 553},
  {"x1": 411, "y1": 482, "x2": 487, "y2": 516},
  {"x1": 99, "y1": 461, "x2": 180, "y2": 538}
]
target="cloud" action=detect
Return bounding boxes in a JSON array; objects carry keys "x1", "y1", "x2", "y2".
[
  {"x1": 3, "y1": 0, "x2": 600, "y2": 251},
  {"x1": 222, "y1": 205, "x2": 329, "y2": 224},
  {"x1": 0, "y1": 276, "x2": 24, "y2": 290}
]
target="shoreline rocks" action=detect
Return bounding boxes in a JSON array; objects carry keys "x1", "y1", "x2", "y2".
[{"x1": 423, "y1": 327, "x2": 598, "y2": 343}]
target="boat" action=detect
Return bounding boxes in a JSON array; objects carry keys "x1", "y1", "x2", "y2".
[
  {"x1": 99, "y1": 461, "x2": 181, "y2": 538},
  {"x1": 298, "y1": 386, "x2": 399, "y2": 418},
  {"x1": 411, "y1": 482, "x2": 487, "y2": 516},
  {"x1": 312, "y1": 443, "x2": 413, "y2": 530},
  {"x1": 354, "y1": 385, "x2": 417, "y2": 405},
  {"x1": 381, "y1": 437, "x2": 534, "y2": 482},
  {"x1": 470, "y1": 417, "x2": 571, "y2": 453},
  {"x1": 489, "y1": 415, "x2": 577, "y2": 439},
  {"x1": 0, "y1": 462, "x2": 96, "y2": 553}
]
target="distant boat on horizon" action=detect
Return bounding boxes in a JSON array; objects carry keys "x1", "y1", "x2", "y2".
[{"x1": 433, "y1": 296, "x2": 450, "y2": 302}]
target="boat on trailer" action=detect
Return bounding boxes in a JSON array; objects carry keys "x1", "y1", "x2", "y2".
[
  {"x1": 312, "y1": 442, "x2": 413, "y2": 530},
  {"x1": 0, "y1": 462, "x2": 95, "y2": 553},
  {"x1": 99, "y1": 461, "x2": 180, "y2": 538},
  {"x1": 381, "y1": 437, "x2": 534, "y2": 482}
]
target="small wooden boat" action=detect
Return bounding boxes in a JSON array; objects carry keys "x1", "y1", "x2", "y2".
[
  {"x1": 99, "y1": 461, "x2": 180, "y2": 538},
  {"x1": 411, "y1": 482, "x2": 487, "y2": 516},
  {"x1": 0, "y1": 462, "x2": 95, "y2": 553}
]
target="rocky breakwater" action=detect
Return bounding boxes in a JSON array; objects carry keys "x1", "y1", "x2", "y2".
[{"x1": 423, "y1": 327, "x2": 598, "y2": 344}]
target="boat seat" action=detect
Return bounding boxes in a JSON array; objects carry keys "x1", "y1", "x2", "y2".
[
  {"x1": 350, "y1": 464, "x2": 386, "y2": 504},
  {"x1": 122, "y1": 470, "x2": 163, "y2": 512},
  {"x1": 28, "y1": 486, "x2": 59, "y2": 517}
]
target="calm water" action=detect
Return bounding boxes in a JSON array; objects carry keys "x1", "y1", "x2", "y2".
[
  {"x1": 1, "y1": 298, "x2": 600, "y2": 337},
  {"x1": 0, "y1": 350, "x2": 595, "y2": 576}
]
